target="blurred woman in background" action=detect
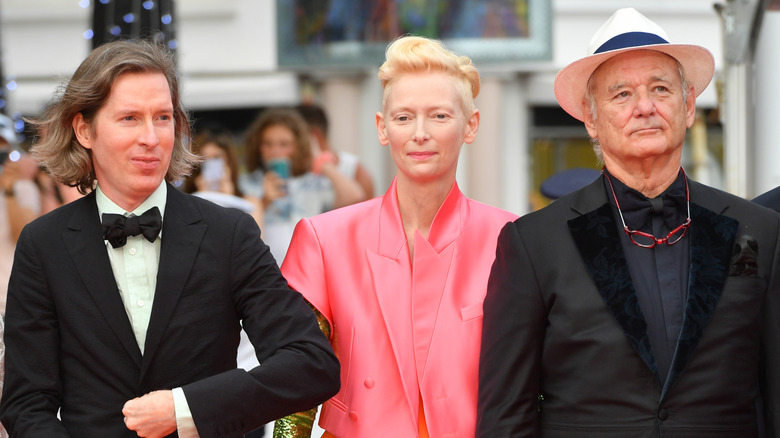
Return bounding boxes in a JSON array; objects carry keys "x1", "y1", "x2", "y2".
[
  {"x1": 239, "y1": 108, "x2": 362, "y2": 263},
  {"x1": 182, "y1": 129, "x2": 262, "y2": 225}
]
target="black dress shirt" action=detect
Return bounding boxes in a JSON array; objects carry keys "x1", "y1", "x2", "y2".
[{"x1": 604, "y1": 169, "x2": 690, "y2": 385}]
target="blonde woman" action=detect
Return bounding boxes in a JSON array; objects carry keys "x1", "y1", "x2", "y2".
[{"x1": 274, "y1": 35, "x2": 517, "y2": 438}]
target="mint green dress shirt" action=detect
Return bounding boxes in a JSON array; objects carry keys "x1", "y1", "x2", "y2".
[{"x1": 96, "y1": 182, "x2": 199, "y2": 438}]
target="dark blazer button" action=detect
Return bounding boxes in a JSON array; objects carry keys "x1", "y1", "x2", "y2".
[{"x1": 658, "y1": 409, "x2": 669, "y2": 421}]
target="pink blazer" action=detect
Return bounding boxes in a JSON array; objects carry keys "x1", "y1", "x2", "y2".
[{"x1": 281, "y1": 178, "x2": 518, "y2": 438}]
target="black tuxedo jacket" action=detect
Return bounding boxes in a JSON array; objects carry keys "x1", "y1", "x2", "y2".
[
  {"x1": 478, "y1": 176, "x2": 780, "y2": 437},
  {"x1": 0, "y1": 184, "x2": 339, "y2": 437}
]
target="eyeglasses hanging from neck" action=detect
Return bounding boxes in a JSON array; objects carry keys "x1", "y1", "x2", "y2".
[{"x1": 604, "y1": 168, "x2": 691, "y2": 249}]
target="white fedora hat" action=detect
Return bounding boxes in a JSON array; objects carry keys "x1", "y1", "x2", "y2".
[{"x1": 553, "y1": 8, "x2": 714, "y2": 122}]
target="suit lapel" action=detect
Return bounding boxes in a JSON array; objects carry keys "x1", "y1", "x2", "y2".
[
  {"x1": 662, "y1": 190, "x2": 737, "y2": 398},
  {"x1": 567, "y1": 179, "x2": 740, "y2": 396},
  {"x1": 410, "y1": 182, "x2": 465, "y2": 381},
  {"x1": 367, "y1": 180, "x2": 418, "y2": 424},
  {"x1": 410, "y1": 235, "x2": 457, "y2": 382},
  {"x1": 367, "y1": 180, "x2": 468, "y2": 424},
  {"x1": 63, "y1": 193, "x2": 142, "y2": 366},
  {"x1": 568, "y1": 192, "x2": 660, "y2": 381},
  {"x1": 141, "y1": 186, "x2": 207, "y2": 375}
]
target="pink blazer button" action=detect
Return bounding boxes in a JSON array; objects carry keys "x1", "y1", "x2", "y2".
[
  {"x1": 349, "y1": 412, "x2": 359, "y2": 422},
  {"x1": 364, "y1": 379, "x2": 375, "y2": 388}
]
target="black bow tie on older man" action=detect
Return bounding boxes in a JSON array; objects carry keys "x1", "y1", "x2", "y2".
[
  {"x1": 614, "y1": 173, "x2": 687, "y2": 231},
  {"x1": 102, "y1": 206, "x2": 162, "y2": 249}
]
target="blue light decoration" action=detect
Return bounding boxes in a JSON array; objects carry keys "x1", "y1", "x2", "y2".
[
  {"x1": 79, "y1": 0, "x2": 91, "y2": 8},
  {"x1": 91, "y1": 0, "x2": 178, "y2": 57}
]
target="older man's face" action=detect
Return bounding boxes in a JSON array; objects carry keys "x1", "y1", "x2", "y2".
[{"x1": 584, "y1": 50, "x2": 695, "y2": 169}]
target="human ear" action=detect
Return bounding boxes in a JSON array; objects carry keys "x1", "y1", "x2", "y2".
[
  {"x1": 72, "y1": 113, "x2": 93, "y2": 150},
  {"x1": 463, "y1": 109, "x2": 480, "y2": 144},
  {"x1": 684, "y1": 85, "x2": 696, "y2": 129},
  {"x1": 375, "y1": 112, "x2": 389, "y2": 146},
  {"x1": 583, "y1": 100, "x2": 599, "y2": 140}
]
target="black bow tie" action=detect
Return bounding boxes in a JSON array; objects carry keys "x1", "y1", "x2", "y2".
[
  {"x1": 102, "y1": 207, "x2": 162, "y2": 249},
  {"x1": 619, "y1": 182, "x2": 686, "y2": 231}
]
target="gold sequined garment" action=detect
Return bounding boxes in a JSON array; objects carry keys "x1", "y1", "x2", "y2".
[
  {"x1": 272, "y1": 409, "x2": 317, "y2": 438},
  {"x1": 273, "y1": 305, "x2": 332, "y2": 438}
]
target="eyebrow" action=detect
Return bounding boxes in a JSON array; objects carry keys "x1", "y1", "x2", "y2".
[
  {"x1": 607, "y1": 75, "x2": 673, "y2": 93},
  {"x1": 389, "y1": 104, "x2": 457, "y2": 113}
]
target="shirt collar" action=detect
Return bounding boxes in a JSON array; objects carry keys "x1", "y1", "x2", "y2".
[
  {"x1": 604, "y1": 168, "x2": 687, "y2": 230},
  {"x1": 96, "y1": 181, "x2": 167, "y2": 226}
]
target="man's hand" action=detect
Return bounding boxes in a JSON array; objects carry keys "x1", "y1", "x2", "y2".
[{"x1": 122, "y1": 390, "x2": 178, "y2": 438}]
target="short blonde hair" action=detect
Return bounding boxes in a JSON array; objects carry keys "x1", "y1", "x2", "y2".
[{"x1": 377, "y1": 35, "x2": 480, "y2": 115}]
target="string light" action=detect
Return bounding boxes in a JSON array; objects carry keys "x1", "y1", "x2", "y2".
[
  {"x1": 89, "y1": 0, "x2": 178, "y2": 54},
  {"x1": 0, "y1": 1, "x2": 179, "y2": 129}
]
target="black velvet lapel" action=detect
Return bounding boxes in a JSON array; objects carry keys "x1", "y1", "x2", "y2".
[
  {"x1": 662, "y1": 202, "x2": 737, "y2": 398},
  {"x1": 568, "y1": 203, "x2": 660, "y2": 381}
]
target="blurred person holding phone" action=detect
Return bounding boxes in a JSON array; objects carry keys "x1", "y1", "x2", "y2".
[
  {"x1": 182, "y1": 129, "x2": 263, "y2": 226},
  {"x1": 239, "y1": 108, "x2": 363, "y2": 264}
]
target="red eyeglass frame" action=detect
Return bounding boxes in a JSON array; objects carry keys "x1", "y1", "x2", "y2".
[{"x1": 604, "y1": 169, "x2": 691, "y2": 249}]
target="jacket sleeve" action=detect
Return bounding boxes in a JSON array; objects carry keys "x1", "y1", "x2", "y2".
[
  {"x1": 763, "y1": 214, "x2": 780, "y2": 438},
  {"x1": 183, "y1": 213, "x2": 340, "y2": 438},
  {"x1": 477, "y1": 221, "x2": 544, "y2": 438},
  {"x1": 280, "y1": 218, "x2": 333, "y2": 327},
  {"x1": 0, "y1": 227, "x2": 71, "y2": 437}
]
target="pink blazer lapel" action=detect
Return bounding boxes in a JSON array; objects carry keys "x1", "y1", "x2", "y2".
[
  {"x1": 365, "y1": 179, "x2": 469, "y2": 425},
  {"x1": 367, "y1": 180, "x2": 418, "y2": 422},
  {"x1": 410, "y1": 234, "x2": 455, "y2": 381}
]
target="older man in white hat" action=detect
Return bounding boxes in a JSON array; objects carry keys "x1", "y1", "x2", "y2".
[{"x1": 478, "y1": 8, "x2": 780, "y2": 437}]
